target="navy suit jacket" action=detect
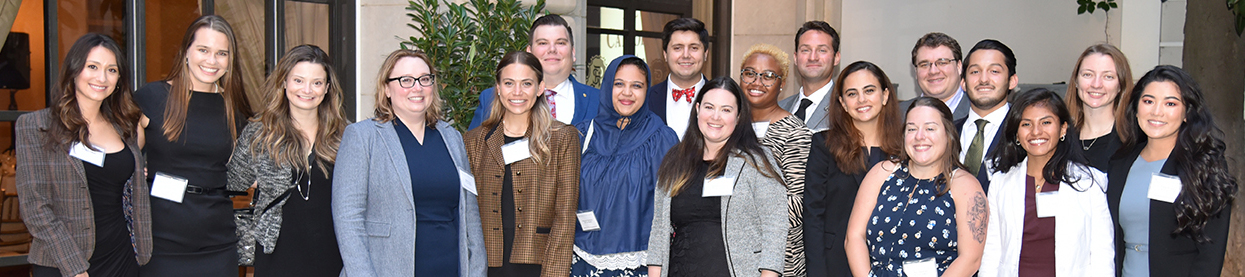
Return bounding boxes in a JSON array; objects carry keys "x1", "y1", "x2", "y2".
[
  {"x1": 955, "y1": 116, "x2": 1004, "y2": 192},
  {"x1": 645, "y1": 76, "x2": 707, "y2": 125},
  {"x1": 468, "y1": 76, "x2": 599, "y2": 130}
]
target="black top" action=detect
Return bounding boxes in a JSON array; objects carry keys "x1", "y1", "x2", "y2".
[
  {"x1": 252, "y1": 156, "x2": 343, "y2": 277},
  {"x1": 134, "y1": 81, "x2": 247, "y2": 254},
  {"x1": 82, "y1": 145, "x2": 139, "y2": 276},
  {"x1": 1080, "y1": 129, "x2": 1121, "y2": 172},
  {"x1": 805, "y1": 130, "x2": 890, "y2": 277},
  {"x1": 668, "y1": 161, "x2": 729, "y2": 277},
  {"x1": 488, "y1": 135, "x2": 542, "y2": 276},
  {"x1": 395, "y1": 119, "x2": 460, "y2": 276}
]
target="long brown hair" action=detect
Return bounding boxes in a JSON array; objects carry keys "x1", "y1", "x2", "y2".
[
  {"x1": 48, "y1": 33, "x2": 142, "y2": 151},
  {"x1": 896, "y1": 97, "x2": 965, "y2": 196},
  {"x1": 480, "y1": 51, "x2": 558, "y2": 165},
  {"x1": 162, "y1": 15, "x2": 253, "y2": 142},
  {"x1": 1064, "y1": 44, "x2": 1133, "y2": 136},
  {"x1": 824, "y1": 61, "x2": 903, "y2": 174},
  {"x1": 372, "y1": 49, "x2": 443, "y2": 126},
  {"x1": 249, "y1": 45, "x2": 347, "y2": 175},
  {"x1": 656, "y1": 77, "x2": 782, "y2": 196}
]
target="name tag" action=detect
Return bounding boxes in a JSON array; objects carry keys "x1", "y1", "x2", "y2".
[
  {"x1": 576, "y1": 210, "x2": 601, "y2": 231},
  {"x1": 501, "y1": 138, "x2": 531, "y2": 165},
  {"x1": 457, "y1": 169, "x2": 477, "y2": 196},
  {"x1": 1036, "y1": 191, "x2": 1059, "y2": 218},
  {"x1": 902, "y1": 257, "x2": 938, "y2": 277},
  {"x1": 69, "y1": 142, "x2": 105, "y2": 167},
  {"x1": 702, "y1": 177, "x2": 735, "y2": 197},
  {"x1": 1148, "y1": 173, "x2": 1182, "y2": 203},
  {"x1": 151, "y1": 172, "x2": 189, "y2": 203}
]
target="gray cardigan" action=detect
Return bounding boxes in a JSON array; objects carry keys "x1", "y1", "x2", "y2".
[
  {"x1": 647, "y1": 150, "x2": 789, "y2": 276},
  {"x1": 332, "y1": 119, "x2": 486, "y2": 277}
]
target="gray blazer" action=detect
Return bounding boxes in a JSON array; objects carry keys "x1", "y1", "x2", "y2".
[
  {"x1": 646, "y1": 151, "x2": 788, "y2": 277},
  {"x1": 778, "y1": 86, "x2": 833, "y2": 132},
  {"x1": 332, "y1": 119, "x2": 486, "y2": 277}
]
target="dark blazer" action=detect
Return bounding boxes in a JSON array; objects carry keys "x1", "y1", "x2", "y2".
[
  {"x1": 955, "y1": 116, "x2": 1003, "y2": 192},
  {"x1": 898, "y1": 90, "x2": 971, "y2": 122},
  {"x1": 15, "y1": 109, "x2": 153, "y2": 274},
  {"x1": 468, "y1": 76, "x2": 599, "y2": 130},
  {"x1": 803, "y1": 131, "x2": 887, "y2": 277},
  {"x1": 1106, "y1": 142, "x2": 1231, "y2": 277},
  {"x1": 645, "y1": 75, "x2": 707, "y2": 124},
  {"x1": 464, "y1": 122, "x2": 581, "y2": 277}
]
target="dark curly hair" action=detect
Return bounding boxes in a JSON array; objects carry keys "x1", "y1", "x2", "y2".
[
  {"x1": 987, "y1": 88, "x2": 1095, "y2": 192},
  {"x1": 1118, "y1": 65, "x2": 1238, "y2": 243}
]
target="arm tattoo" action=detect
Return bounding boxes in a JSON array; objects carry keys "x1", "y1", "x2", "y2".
[{"x1": 968, "y1": 191, "x2": 988, "y2": 243}]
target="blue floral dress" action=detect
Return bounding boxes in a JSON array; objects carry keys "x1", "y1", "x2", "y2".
[{"x1": 865, "y1": 163, "x2": 959, "y2": 277}]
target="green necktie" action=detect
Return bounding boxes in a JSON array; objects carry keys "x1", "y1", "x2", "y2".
[{"x1": 965, "y1": 119, "x2": 988, "y2": 175}]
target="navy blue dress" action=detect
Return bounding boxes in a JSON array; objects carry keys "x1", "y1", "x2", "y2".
[
  {"x1": 395, "y1": 119, "x2": 460, "y2": 276},
  {"x1": 865, "y1": 162, "x2": 959, "y2": 277}
]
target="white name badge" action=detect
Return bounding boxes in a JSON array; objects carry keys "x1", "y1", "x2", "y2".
[
  {"x1": 1036, "y1": 191, "x2": 1060, "y2": 218},
  {"x1": 902, "y1": 257, "x2": 939, "y2": 277},
  {"x1": 69, "y1": 142, "x2": 105, "y2": 167},
  {"x1": 576, "y1": 210, "x2": 601, "y2": 231},
  {"x1": 457, "y1": 169, "x2": 477, "y2": 196},
  {"x1": 501, "y1": 138, "x2": 532, "y2": 165},
  {"x1": 1148, "y1": 173, "x2": 1182, "y2": 203},
  {"x1": 702, "y1": 177, "x2": 735, "y2": 197},
  {"x1": 150, "y1": 172, "x2": 189, "y2": 203}
]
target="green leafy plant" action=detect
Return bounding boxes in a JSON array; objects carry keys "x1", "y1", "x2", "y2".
[
  {"x1": 1077, "y1": 0, "x2": 1117, "y2": 14},
  {"x1": 1230, "y1": 0, "x2": 1245, "y2": 35},
  {"x1": 404, "y1": 0, "x2": 546, "y2": 131}
]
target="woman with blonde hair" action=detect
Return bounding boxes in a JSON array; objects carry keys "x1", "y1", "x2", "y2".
[
  {"x1": 228, "y1": 44, "x2": 348, "y2": 276},
  {"x1": 1064, "y1": 44, "x2": 1133, "y2": 171},
  {"x1": 333, "y1": 49, "x2": 485, "y2": 277}
]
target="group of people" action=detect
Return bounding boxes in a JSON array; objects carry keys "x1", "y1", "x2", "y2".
[{"x1": 11, "y1": 12, "x2": 1237, "y2": 277}]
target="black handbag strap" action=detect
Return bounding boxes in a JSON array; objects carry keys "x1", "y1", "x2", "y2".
[{"x1": 258, "y1": 188, "x2": 296, "y2": 214}]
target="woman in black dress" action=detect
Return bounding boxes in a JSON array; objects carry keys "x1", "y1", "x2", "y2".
[
  {"x1": 1063, "y1": 44, "x2": 1133, "y2": 171},
  {"x1": 17, "y1": 33, "x2": 152, "y2": 277},
  {"x1": 227, "y1": 45, "x2": 347, "y2": 276},
  {"x1": 135, "y1": 15, "x2": 254, "y2": 276}
]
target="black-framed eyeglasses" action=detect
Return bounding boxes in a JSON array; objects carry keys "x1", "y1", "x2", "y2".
[
  {"x1": 915, "y1": 58, "x2": 957, "y2": 71},
  {"x1": 740, "y1": 69, "x2": 783, "y2": 87},
  {"x1": 387, "y1": 74, "x2": 436, "y2": 88}
]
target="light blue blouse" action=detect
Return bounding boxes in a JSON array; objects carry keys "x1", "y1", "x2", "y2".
[{"x1": 1119, "y1": 157, "x2": 1165, "y2": 277}]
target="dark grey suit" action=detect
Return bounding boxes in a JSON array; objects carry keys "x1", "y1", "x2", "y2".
[
  {"x1": 898, "y1": 89, "x2": 971, "y2": 122},
  {"x1": 778, "y1": 83, "x2": 833, "y2": 132}
]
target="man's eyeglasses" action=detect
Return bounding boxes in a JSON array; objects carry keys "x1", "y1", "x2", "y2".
[
  {"x1": 740, "y1": 69, "x2": 783, "y2": 88},
  {"x1": 387, "y1": 74, "x2": 437, "y2": 88},
  {"x1": 915, "y1": 58, "x2": 957, "y2": 71}
]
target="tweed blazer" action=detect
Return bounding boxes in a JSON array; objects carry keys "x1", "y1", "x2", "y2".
[
  {"x1": 646, "y1": 150, "x2": 789, "y2": 277},
  {"x1": 464, "y1": 122, "x2": 580, "y2": 277},
  {"x1": 332, "y1": 119, "x2": 486, "y2": 277},
  {"x1": 227, "y1": 121, "x2": 330, "y2": 255},
  {"x1": 15, "y1": 109, "x2": 153, "y2": 275}
]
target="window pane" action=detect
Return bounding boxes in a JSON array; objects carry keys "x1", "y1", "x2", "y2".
[
  {"x1": 637, "y1": 10, "x2": 679, "y2": 33},
  {"x1": 145, "y1": 0, "x2": 202, "y2": 83},
  {"x1": 284, "y1": 1, "x2": 329, "y2": 53},
  {"x1": 58, "y1": 0, "x2": 125, "y2": 59},
  {"x1": 639, "y1": 37, "x2": 667, "y2": 82},
  {"x1": 595, "y1": 7, "x2": 624, "y2": 31},
  {"x1": 215, "y1": 0, "x2": 265, "y2": 108}
]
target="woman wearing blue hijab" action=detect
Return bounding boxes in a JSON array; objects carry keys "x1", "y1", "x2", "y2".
[{"x1": 571, "y1": 56, "x2": 679, "y2": 276}]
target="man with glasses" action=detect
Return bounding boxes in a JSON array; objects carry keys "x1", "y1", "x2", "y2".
[
  {"x1": 646, "y1": 18, "x2": 710, "y2": 139},
  {"x1": 899, "y1": 32, "x2": 971, "y2": 121},
  {"x1": 468, "y1": 14, "x2": 600, "y2": 130},
  {"x1": 779, "y1": 21, "x2": 840, "y2": 132}
]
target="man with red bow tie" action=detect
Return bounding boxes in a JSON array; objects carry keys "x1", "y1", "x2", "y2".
[{"x1": 645, "y1": 18, "x2": 709, "y2": 139}]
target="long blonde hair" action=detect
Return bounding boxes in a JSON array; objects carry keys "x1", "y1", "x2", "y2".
[
  {"x1": 249, "y1": 45, "x2": 347, "y2": 174},
  {"x1": 480, "y1": 51, "x2": 557, "y2": 165},
  {"x1": 372, "y1": 49, "x2": 443, "y2": 126}
]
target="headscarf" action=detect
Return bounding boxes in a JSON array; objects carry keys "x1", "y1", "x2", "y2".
[{"x1": 573, "y1": 55, "x2": 678, "y2": 255}]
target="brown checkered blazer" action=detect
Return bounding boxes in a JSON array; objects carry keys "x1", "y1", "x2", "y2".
[
  {"x1": 15, "y1": 109, "x2": 153, "y2": 274},
  {"x1": 464, "y1": 122, "x2": 580, "y2": 277}
]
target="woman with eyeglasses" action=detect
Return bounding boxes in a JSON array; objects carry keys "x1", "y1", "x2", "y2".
[
  {"x1": 333, "y1": 49, "x2": 486, "y2": 277},
  {"x1": 226, "y1": 45, "x2": 347, "y2": 276},
  {"x1": 465, "y1": 51, "x2": 580, "y2": 277},
  {"x1": 805, "y1": 61, "x2": 904, "y2": 277},
  {"x1": 738, "y1": 43, "x2": 813, "y2": 277}
]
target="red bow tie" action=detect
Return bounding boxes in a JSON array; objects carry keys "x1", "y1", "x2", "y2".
[{"x1": 672, "y1": 87, "x2": 695, "y2": 102}]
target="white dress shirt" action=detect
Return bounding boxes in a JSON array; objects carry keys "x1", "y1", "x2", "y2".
[
  {"x1": 941, "y1": 88, "x2": 966, "y2": 113},
  {"x1": 796, "y1": 80, "x2": 833, "y2": 124},
  {"x1": 546, "y1": 78, "x2": 576, "y2": 124},
  {"x1": 959, "y1": 103, "x2": 1010, "y2": 165},
  {"x1": 665, "y1": 76, "x2": 704, "y2": 140}
]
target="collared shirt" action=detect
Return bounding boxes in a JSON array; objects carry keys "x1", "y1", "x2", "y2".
[
  {"x1": 796, "y1": 80, "x2": 833, "y2": 124},
  {"x1": 942, "y1": 88, "x2": 966, "y2": 113},
  {"x1": 548, "y1": 78, "x2": 575, "y2": 124},
  {"x1": 959, "y1": 103, "x2": 1010, "y2": 164},
  {"x1": 666, "y1": 75, "x2": 705, "y2": 140}
]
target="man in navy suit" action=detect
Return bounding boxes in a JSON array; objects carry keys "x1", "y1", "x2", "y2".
[
  {"x1": 778, "y1": 21, "x2": 840, "y2": 132},
  {"x1": 645, "y1": 18, "x2": 709, "y2": 139},
  {"x1": 469, "y1": 14, "x2": 600, "y2": 130},
  {"x1": 899, "y1": 32, "x2": 972, "y2": 122},
  {"x1": 956, "y1": 39, "x2": 1018, "y2": 192}
]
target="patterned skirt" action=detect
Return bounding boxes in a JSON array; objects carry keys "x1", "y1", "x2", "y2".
[{"x1": 571, "y1": 246, "x2": 647, "y2": 277}]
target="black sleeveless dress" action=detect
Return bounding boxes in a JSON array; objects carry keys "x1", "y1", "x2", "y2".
[{"x1": 33, "y1": 145, "x2": 139, "y2": 277}]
